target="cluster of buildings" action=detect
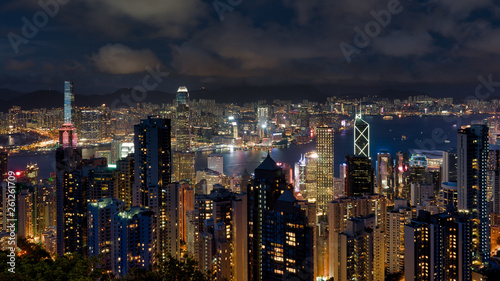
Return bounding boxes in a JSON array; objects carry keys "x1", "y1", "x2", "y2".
[{"x1": 1, "y1": 81, "x2": 500, "y2": 280}]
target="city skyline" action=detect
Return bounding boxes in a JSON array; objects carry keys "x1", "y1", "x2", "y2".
[{"x1": 2, "y1": 1, "x2": 500, "y2": 280}]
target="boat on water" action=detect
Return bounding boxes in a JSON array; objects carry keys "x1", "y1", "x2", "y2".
[{"x1": 383, "y1": 116, "x2": 394, "y2": 120}]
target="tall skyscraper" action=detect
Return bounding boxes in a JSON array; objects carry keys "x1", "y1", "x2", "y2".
[
  {"x1": 332, "y1": 215, "x2": 385, "y2": 281},
  {"x1": 354, "y1": 112, "x2": 370, "y2": 157},
  {"x1": 56, "y1": 147, "x2": 83, "y2": 257},
  {"x1": 175, "y1": 86, "x2": 191, "y2": 152},
  {"x1": 442, "y1": 150, "x2": 458, "y2": 183},
  {"x1": 80, "y1": 109, "x2": 101, "y2": 141},
  {"x1": 59, "y1": 82, "x2": 78, "y2": 149},
  {"x1": 261, "y1": 189, "x2": 314, "y2": 280},
  {"x1": 404, "y1": 212, "x2": 473, "y2": 280},
  {"x1": 457, "y1": 125, "x2": 490, "y2": 264},
  {"x1": 248, "y1": 154, "x2": 288, "y2": 281},
  {"x1": 345, "y1": 155, "x2": 374, "y2": 197},
  {"x1": 56, "y1": 81, "x2": 84, "y2": 257},
  {"x1": 305, "y1": 151, "x2": 318, "y2": 200},
  {"x1": 328, "y1": 194, "x2": 388, "y2": 279},
  {"x1": 88, "y1": 198, "x2": 154, "y2": 277},
  {"x1": 133, "y1": 117, "x2": 177, "y2": 261},
  {"x1": 387, "y1": 201, "x2": 413, "y2": 275},
  {"x1": 394, "y1": 151, "x2": 409, "y2": 199},
  {"x1": 489, "y1": 147, "x2": 500, "y2": 214},
  {"x1": 316, "y1": 127, "x2": 334, "y2": 213},
  {"x1": 114, "y1": 155, "x2": 134, "y2": 208},
  {"x1": 376, "y1": 150, "x2": 393, "y2": 195},
  {"x1": 173, "y1": 86, "x2": 195, "y2": 183},
  {"x1": 64, "y1": 81, "x2": 74, "y2": 125},
  {"x1": 257, "y1": 107, "x2": 268, "y2": 138}
]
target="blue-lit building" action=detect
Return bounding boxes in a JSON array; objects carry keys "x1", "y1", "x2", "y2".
[
  {"x1": 64, "y1": 81, "x2": 74, "y2": 124},
  {"x1": 88, "y1": 198, "x2": 154, "y2": 277},
  {"x1": 457, "y1": 124, "x2": 490, "y2": 264}
]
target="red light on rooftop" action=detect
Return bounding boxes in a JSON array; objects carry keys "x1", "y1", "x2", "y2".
[{"x1": 15, "y1": 171, "x2": 21, "y2": 177}]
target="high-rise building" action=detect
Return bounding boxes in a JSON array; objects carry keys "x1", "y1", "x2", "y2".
[
  {"x1": 56, "y1": 147, "x2": 83, "y2": 257},
  {"x1": 387, "y1": 201, "x2": 413, "y2": 275},
  {"x1": 87, "y1": 198, "x2": 126, "y2": 275},
  {"x1": 489, "y1": 147, "x2": 500, "y2": 214},
  {"x1": 345, "y1": 155, "x2": 374, "y2": 197},
  {"x1": 88, "y1": 198, "x2": 154, "y2": 277},
  {"x1": 328, "y1": 194, "x2": 387, "y2": 278},
  {"x1": 394, "y1": 151, "x2": 409, "y2": 199},
  {"x1": 188, "y1": 187, "x2": 247, "y2": 280},
  {"x1": 316, "y1": 127, "x2": 334, "y2": 213},
  {"x1": 261, "y1": 189, "x2": 314, "y2": 280},
  {"x1": 305, "y1": 152, "x2": 318, "y2": 200},
  {"x1": 133, "y1": 117, "x2": 176, "y2": 261},
  {"x1": 64, "y1": 81, "x2": 74, "y2": 125},
  {"x1": 56, "y1": 81, "x2": 84, "y2": 257},
  {"x1": 114, "y1": 155, "x2": 134, "y2": 208},
  {"x1": 248, "y1": 154, "x2": 288, "y2": 281},
  {"x1": 173, "y1": 86, "x2": 195, "y2": 184},
  {"x1": 404, "y1": 212, "x2": 473, "y2": 280},
  {"x1": 354, "y1": 112, "x2": 370, "y2": 157},
  {"x1": 332, "y1": 215, "x2": 385, "y2": 281},
  {"x1": 257, "y1": 107, "x2": 268, "y2": 138},
  {"x1": 172, "y1": 151, "x2": 195, "y2": 184},
  {"x1": 376, "y1": 150, "x2": 393, "y2": 196},
  {"x1": 442, "y1": 150, "x2": 458, "y2": 183},
  {"x1": 179, "y1": 183, "x2": 194, "y2": 243},
  {"x1": 81, "y1": 109, "x2": 101, "y2": 141},
  {"x1": 208, "y1": 154, "x2": 224, "y2": 175},
  {"x1": 457, "y1": 125, "x2": 490, "y2": 264},
  {"x1": 175, "y1": 86, "x2": 191, "y2": 152}
]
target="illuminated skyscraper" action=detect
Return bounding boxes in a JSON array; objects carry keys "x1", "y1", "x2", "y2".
[
  {"x1": 133, "y1": 117, "x2": 177, "y2": 261},
  {"x1": 457, "y1": 125, "x2": 490, "y2": 264},
  {"x1": 56, "y1": 81, "x2": 83, "y2": 257},
  {"x1": 88, "y1": 198, "x2": 154, "y2": 277},
  {"x1": 332, "y1": 215, "x2": 385, "y2": 281},
  {"x1": 248, "y1": 154, "x2": 288, "y2": 281},
  {"x1": 305, "y1": 152, "x2": 318, "y2": 200},
  {"x1": 64, "y1": 81, "x2": 74, "y2": 124},
  {"x1": 387, "y1": 200, "x2": 412, "y2": 275},
  {"x1": 175, "y1": 86, "x2": 191, "y2": 152},
  {"x1": 376, "y1": 150, "x2": 393, "y2": 195},
  {"x1": 56, "y1": 147, "x2": 83, "y2": 257},
  {"x1": 404, "y1": 212, "x2": 473, "y2": 280},
  {"x1": 345, "y1": 155, "x2": 374, "y2": 197},
  {"x1": 394, "y1": 151, "x2": 409, "y2": 199},
  {"x1": 81, "y1": 109, "x2": 101, "y2": 141},
  {"x1": 354, "y1": 112, "x2": 370, "y2": 157},
  {"x1": 173, "y1": 86, "x2": 195, "y2": 183},
  {"x1": 261, "y1": 189, "x2": 314, "y2": 280},
  {"x1": 442, "y1": 150, "x2": 458, "y2": 183},
  {"x1": 257, "y1": 107, "x2": 268, "y2": 138},
  {"x1": 316, "y1": 127, "x2": 334, "y2": 213}
]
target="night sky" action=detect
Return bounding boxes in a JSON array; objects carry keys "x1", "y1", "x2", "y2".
[{"x1": 1, "y1": 0, "x2": 500, "y2": 95}]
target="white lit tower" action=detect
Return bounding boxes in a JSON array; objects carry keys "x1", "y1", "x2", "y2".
[{"x1": 354, "y1": 110, "x2": 370, "y2": 158}]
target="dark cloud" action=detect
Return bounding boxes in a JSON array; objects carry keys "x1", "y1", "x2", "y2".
[
  {"x1": 91, "y1": 44, "x2": 162, "y2": 74},
  {"x1": 0, "y1": 0, "x2": 499, "y2": 93}
]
